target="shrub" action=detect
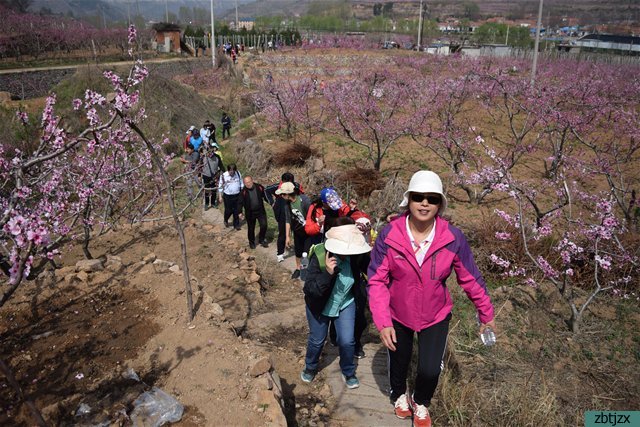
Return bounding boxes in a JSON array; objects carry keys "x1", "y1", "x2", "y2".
[
  {"x1": 272, "y1": 142, "x2": 319, "y2": 167},
  {"x1": 337, "y1": 167, "x2": 382, "y2": 198}
]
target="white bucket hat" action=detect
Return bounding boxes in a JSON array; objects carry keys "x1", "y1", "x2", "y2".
[
  {"x1": 399, "y1": 170, "x2": 447, "y2": 213},
  {"x1": 324, "y1": 224, "x2": 371, "y2": 256},
  {"x1": 275, "y1": 182, "x2": 295, "y2": 195}
]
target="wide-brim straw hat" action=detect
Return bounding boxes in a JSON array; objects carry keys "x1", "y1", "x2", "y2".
[
  {"x1": 324, "y1": 224, "x2": 371, "y2": 256},
  {"x1": 399, "y1": 170, "x2": 447, "y2": 213}
]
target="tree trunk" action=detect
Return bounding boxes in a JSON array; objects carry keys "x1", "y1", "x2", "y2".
[{"x1": 128, "y1": 122, "x2": 194, "y2": 322}]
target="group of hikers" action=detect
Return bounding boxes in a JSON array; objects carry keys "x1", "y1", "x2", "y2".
[{"x1": 180, "y1": 122, "x2": 496, "y2": 425}]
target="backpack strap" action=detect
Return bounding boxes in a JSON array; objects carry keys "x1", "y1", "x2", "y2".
[{"x1": 309, "y1": 243, "x2": 326, "y2": 272}]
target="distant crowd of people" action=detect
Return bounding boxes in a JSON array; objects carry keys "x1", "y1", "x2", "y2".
[{"x1": 180, "y1": 119, "x2": 496, "y2": 426}]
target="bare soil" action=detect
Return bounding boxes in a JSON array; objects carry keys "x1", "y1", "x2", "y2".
[{"x1": 0, "y1": 218, "x2": 333, "y2": 426}]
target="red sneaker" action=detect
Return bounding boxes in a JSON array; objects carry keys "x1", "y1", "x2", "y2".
[
  {"x1": 393, "y1": 394, "x2": 412, "y2": 419},
  {"x1": 412, "y1": 402, "x2": 432, "y2": 427}
]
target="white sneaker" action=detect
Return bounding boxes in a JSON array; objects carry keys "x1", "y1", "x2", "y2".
[
  {"x1": 394, "y1": 394, "x2": 412, "y2": 419},
  {"x1": 277, "y1": 254, "x2": 285, "y2": 263}
]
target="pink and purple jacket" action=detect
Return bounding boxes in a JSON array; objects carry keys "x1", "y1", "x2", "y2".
[{"x1": 367, "y1": 213, "x2": 494, "y2": 332}]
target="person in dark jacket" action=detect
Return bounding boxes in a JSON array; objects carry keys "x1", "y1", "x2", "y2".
[
  {"x1": 239, "y1": 176, "x2": 270, "y2": 249},
  {"x1": 265, "y1": 172, "x2": 303, "y2": 263},
  {"x1": 300, "y1": 222, "x2": 371, "y2": 389},
  {"x1": 221, "y1": 112, "x2": 232, "y2": 139},
  {"x1": 202, "y1": 142, "x2": 224, "y2": 209},
  {"x1": 276, "y1": 182, "x2": 311, "y2": 279}
]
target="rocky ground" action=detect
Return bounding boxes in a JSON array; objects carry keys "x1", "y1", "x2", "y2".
[{"x1": 0, "y1": 207, "x2": 338, "y2": 426}]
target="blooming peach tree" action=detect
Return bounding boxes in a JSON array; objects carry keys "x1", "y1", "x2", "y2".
[{"x1": 1, "y1": 26, "x2": 195, "y2": 320}]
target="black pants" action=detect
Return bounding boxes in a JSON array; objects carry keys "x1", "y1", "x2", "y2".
[
  {"x1": 292, "y1": 231, "x2": 306, "y2": 258},
  {"x1": 223, "y1": 193, "x2": 240, "y2": 227},
  {"x1": 389, "y1": 314, "x2": 451, "y2": 407},
  {"x1": 222, "y1": 126, "x2": 231, "y2": 139},
  {"x1": 247, "y1": 210, "x2": 267, "y2": 245},
  {"x1": 202, "y1": 175, "x2": 216, "y2": 207},
  {"x1": 276, "y1": 219, "x2": 286, "y2": 256}
]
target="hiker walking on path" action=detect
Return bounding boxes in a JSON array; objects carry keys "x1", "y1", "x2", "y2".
[
  {"x1": 189, "y1": 128, "x2": 204, "y2": 151},
  {"x1": 239, "y1": 176, "x2": 269, "y2": 249},
  {"x1": 367, "y1": 170, "x2": 496, "y2": 427},
  {"x1": 180, "y1": 142, "x2": 201, "y2": 200},
  {"x1": 200, "y1": 120, "x2": 214, "y2": 145},
  {"x1": 304, "y1": 187, "x2": 352, "y2": 250},
  {"x1": 304, "y1": 187, "x2": 372, "y2": 358},
  {"x1": 218, "y1": 164, "x2": 243, "y2": 230},
  {"x1": 265, "y1": 173, "x2": 304, "y2": 263},
  {"x1": 221, "y1": 112, "x2": 232, "y2": 139},
  {"x1": 202, "y1": 142, "x2": 224, "y2": 209},
  {"x1": 301, "y1": 221, "x2": 371, "y2": 390},
  {"x1": 275, "y1": 182, "x2": 311, "y2": 279},
  {"x1": 184, "y1": 126, "x2": 195, "y2": 150}
]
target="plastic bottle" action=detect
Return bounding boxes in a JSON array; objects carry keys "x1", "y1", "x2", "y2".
[
  {"x1": 480, "y1": 327, "x2": 496, "y2": 346},
  {"x1": 300, "y1": 252, "x2": 309, "y2": 281}
]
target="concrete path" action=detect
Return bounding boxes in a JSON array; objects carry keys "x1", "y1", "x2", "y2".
[{"x1": 201, "y1": 206, "x2": 406, "y2": 426}]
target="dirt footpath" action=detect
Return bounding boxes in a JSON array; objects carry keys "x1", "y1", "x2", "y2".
[{"x1": 0, "y1": 210, "x2": 337, "y2": 426}]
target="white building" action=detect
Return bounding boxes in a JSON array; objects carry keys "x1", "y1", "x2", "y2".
[{"x1": 574, "y1": 34, "x2": 640, "y2": 55}]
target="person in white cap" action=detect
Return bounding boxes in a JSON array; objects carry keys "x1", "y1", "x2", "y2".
[
  {"x1": 275, "y1": 182, "x2": 311, "y2": 278},
  {"x1": 301, "y1": 219, "x2": 371, "y2": 390},
  {"x1": 184, "y1": 125, "x2": 196, "y2": 150},
  {"x1": 367, "y1": 170, "x2": 496, "y2": 427}
]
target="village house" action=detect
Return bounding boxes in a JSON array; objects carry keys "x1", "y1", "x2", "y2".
[{"x1": 151, "y1": 23, "x2": 181, "y2": 54}]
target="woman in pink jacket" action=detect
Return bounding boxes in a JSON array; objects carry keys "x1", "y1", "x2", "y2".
[{"x1": 367, "y1": 171, "x2": 496, "y2": 427}]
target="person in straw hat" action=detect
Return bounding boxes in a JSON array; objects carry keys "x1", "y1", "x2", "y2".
[
  {"x1": 367, "y1": 170, "x2": 496, "y2": 427},
  {"x1": 300, "y1": 218, "x2": 371, "y2": 390}
]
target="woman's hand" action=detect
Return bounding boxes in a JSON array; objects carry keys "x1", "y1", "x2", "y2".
[
  {"x1": 479, "y1": 319, "x2": 497, "y2": 335},
  {"x1": 380, "y1": 327, "x2": 397, "y2": 351},
  {"x1": 285, "y1": 236, "x2": 291, "y2": 249},
  {"x1": 325, "y1": 252, "x2": 337, "y2": 275}
]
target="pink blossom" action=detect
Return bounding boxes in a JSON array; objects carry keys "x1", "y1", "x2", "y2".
[
  {"x1": 128, "y1": 25, "x2": 137, "y2": 45},
  {"x1": 495, "y1": 232, "x2": 511, "y2": 240},
  {"x1": 594, "y1": 255, "x2": 612, "y2": 270},
  {"x1": 490, "y1": 254, "x2": 511, "y2": 269},
  {"x1": 5, "y1": 216, "x2": 24, "y2": 235},
  {"x1": 16, "y1": 111, "x2": 29, "y2": 124},
  {"x1": 494, "y1": 209, "x2": 514, "y2": 226},
  {"x1": 537, "y1": 256, "x2": 559, "y2": 278}
]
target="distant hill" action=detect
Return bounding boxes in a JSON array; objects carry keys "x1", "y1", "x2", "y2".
[
  {"x1": 228, "y1": 0, "x2": 639, "y2": 26},
  {"x1": 26, "y1": 0, "x2": 640, "y2": 26},
  {"x1": 27, "y1": 0, "x2": 253, "y2": 22}
]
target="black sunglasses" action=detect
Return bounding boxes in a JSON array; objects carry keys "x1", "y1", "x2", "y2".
[{"x1": 410, "y1": 193, "x2": 442, "y2": 205}]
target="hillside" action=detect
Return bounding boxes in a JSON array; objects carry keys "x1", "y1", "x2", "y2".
[
  {"x1": 228, "y1": 0, "x2": 639, "y2": 25},
  {"x1": 24, "y1": 0, "x2": 640, "y2": 26}
]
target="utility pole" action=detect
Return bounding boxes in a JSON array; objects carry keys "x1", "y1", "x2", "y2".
[
  {"x1": 531, "y1": 0, "x2": 544, "y2": 87},
  {"x1": 235, "y1": 0, "x2": 239, "y2": 31},
  {"x1": 211, "y1": 0, "x2": 216, "y2": 68},
  {"x1": 165, "y1": 0, "x2": 168, "y2": 22},
  {"x1": 417, "y1": 0, "x2": 424, "y2": 50}
]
